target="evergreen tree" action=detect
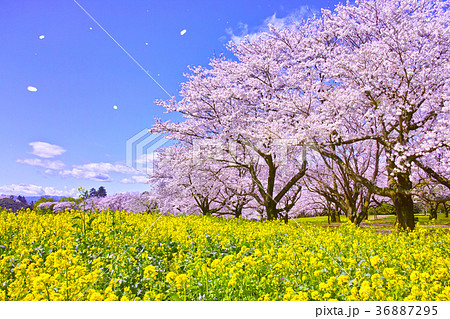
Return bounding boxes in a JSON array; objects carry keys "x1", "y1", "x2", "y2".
[
  {"x1": 97, "y1": 186, "x2": 107, "y2": 198},
  {"x1": 17, "y1": 195, "x2": 27, "y2": 204},
  {"x1": 89, "y1": 188, "x2": 98, "y2": 198}
]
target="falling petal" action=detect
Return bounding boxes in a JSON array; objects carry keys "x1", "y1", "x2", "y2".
[
  {"x1": 27, "y1": 86, "x2": 38, "y2": 92},
  {"x1": 180, "y1": 29, "x2": 187, "y2": 36},
  {"x1": 39, "y1": 35, "x2": 45, "y2": 40}
]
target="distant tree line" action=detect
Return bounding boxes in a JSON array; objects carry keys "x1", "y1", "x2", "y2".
[
  {"x1": 89, "y1": 186, "x2": 107, "y2": 198},
  {"x1": 0, "y1": 196, "x2": 32, "y2": 212}
]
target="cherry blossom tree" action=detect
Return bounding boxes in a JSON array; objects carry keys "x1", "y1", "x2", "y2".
[
  {"x1": 413, "y1": 169, "x2": 450, "y2": 219},
  {"x1": 313, "y1": 0, "x2": 450, "y2": 230},
  {"x1": 151, "y1": 0, "x2": 449, "y2": 229},
  {"x1": 151, "y1": 23, "x2": 326, "y2": 220},
  {"x1": 150, "y1": 144, "x2": 226, "y2": 216},
  {"x1": 53, "y1": 202, "x2": 76, "y2": 213},
  {"x1": 306, "y1": 141, "x2": 384, "y2": 224},
  {"x1": 81, "y1": 193, "x2": 157, "y2": 214}
]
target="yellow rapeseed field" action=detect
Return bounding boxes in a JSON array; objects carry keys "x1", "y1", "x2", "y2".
[{"x1": 1, "y1": 208, "x2": 449, "y2": 301}]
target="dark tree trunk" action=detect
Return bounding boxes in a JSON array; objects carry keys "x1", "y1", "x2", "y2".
[
  {"x1": 266, "y1": 199, "x2": 278, "y2": 221},
  {"x1": 336, "y1": 209, "x2": 341, "y2": 223},
  {"x1": 354, "y1": 201, "x2": 369, "y2": 225},
  {"x1": 347, "y1": 205, "x2": 356, "y2": 224},
  {"x1": 389, "y1": 172, "x2": 415, "y2": 231},
  {"x1": 234, "y1": 206, "x2": 242, "y2": 218},
  {"x1": 329, "y1": 212, "x2": 337, "y2": 223},
  {"x1": 196, "y1": 196, "x2": 213, "y2": 216},
  {"x1": 429, "y1": 203, "x2": 438, "y2": 220},
  {"x1": 393, "y1": 193, "x2": 414, "y2": 230},
  {"x1": 330, "y1": 209, "x2": 340, "y2": 223},
  {"x1": 282, "y1": 212, "x2": 289, "y2": 224},
  {"x1": 354, "y1": 211, "x2": 367, "y2": 225}
]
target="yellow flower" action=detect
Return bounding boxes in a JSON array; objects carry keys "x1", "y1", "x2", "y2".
[
  {"x1": 337, "y1": 275, "x2": 350, "y2": 286},
  {"x1": 370, "y1": 255, "x2": 381, "y2": 267},
  {"x1": 105, "y1": 293, "x2": 119, "y2": 301},
  {"x1": 410, "y1": 271, "x2": 420, "y2": 283},
  {"x1": 154, "y1": 293, "x2": 165, "y2": 301},
  {"x1": 291, "y1": 291, "x2": 309, "y2": 301},
  {"x1": 144, "y1": 265, "x2": 157, "y2": 280},
  {"x1": 89, "y1": 292, "x2": 103, "y2": 301},
  {"x1": 166, "y1": 271, "x2": 177, "y2": 282},
  {"x1": 2, "y1": 207, "x2": 450, "y2": 301},
  {"x1": 254, "y1": 249, "x2": 263, "y2": 258},
  {"x1": 318, "y1": 282, "x2": 328, "y2": 291},
  {"x1": 175, "y1": 274, "x2": 189, "y2": 290},
  {"x1": 383, "y1": 268, "x2": 395, "y2": 280},
  {"x1": 310, "y1": 290, "x2": 320, "y2": 300}
]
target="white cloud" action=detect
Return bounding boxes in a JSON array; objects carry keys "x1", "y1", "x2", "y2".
[
  {"x1": 17, "y1": 158, "x2": 65, "y2": 170},
  {"x1": 225, "y1": 6, "x2": 314, "y2": 44},
  {"x1": 132, "y1": 175, "x2": 148, "y2": 183},
  {"x1": 59, "y1": 162, "x2": 139, "y2": 182},
  {"x1": 135, "y1": 153, "x2": 159, "y2": 165},
  {"x1": 180, "y1": 29, "x2": 187, "y2": 36},
  {"x1": 59, "y1": 168, "x2": 112, "y2": 182},
  {"x1": 74, "y1": 162, "x2": 137, "y2": 174},
  {"x1": 120, "y1": 176, "x2": 148, "y2": 184},
  {"x1": 120, "y1": 178, "x2": 134, "y2": 184},
  {"x1": 120, "y1": 175, "x2": 148, "y2": 184},
  {"x1": 39, "y1": 35, "x2": 45, "y2": 40},
  {"x1": 225, "y1": 22, "x2": 250, "y2": 44},
  {"x1": 264, "y1": 6, "x2": 313, "y2": 29},
  {"x1": 27, "y1": 86, "x2": 38, "y2": 92},
  {"x1": 29, "y1": 141, "x2": 66, "y2": 158},
  {"x1": 0, "y1": 184, "x2": 77, "y2": 197}
]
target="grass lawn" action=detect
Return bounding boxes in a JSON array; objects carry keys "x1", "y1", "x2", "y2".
[{"x1": 294, "y1": 213, "x2": 450, "y2": 228}]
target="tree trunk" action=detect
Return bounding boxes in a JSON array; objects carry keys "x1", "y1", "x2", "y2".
[
  {"x1": 197, "y1": 196, "x2": 213, "y2": 216},
  {"x1": 353, "y1": 200, "x2": 369, "y2": 225},
  {"x1": 329, "y1": 211, "x2": 337, "y2": 223},
  {"x1": 329, "y1": 208, "x2": 340, "y2": 223},
  {"x1": 347, "y1": 206, "x2": 356, "y2": 224},
  {"x1": 265, "y1": 198, "x2": 278, "y2": 221},
  {"x1": 393, "y1": 193, "x2": 414, "y2": 230},
  {"x1": 388, "y1": 170, "x2": 415, "y2": 230},
  {"x1": 282, "y1": 212, "x2": 289, "y2": 224},
  {"x1": 234, "y1": 206, "x2": 242, "y2": 219},
  {"x1": 429, "y1": 203, "x2": 438, "y2": 220},
  {"x1": 335, "y1": 209, "x2": 341, "y2": 223}
]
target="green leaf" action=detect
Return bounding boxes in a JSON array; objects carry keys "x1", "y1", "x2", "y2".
[{"x1": 170, "y1": 293, "x2": 182, "y2": 301}]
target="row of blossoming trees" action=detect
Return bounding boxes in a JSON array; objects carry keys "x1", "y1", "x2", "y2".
[
  {"x1": 37, "y1": 193, "x2": 157, "y2": 214},
  {"x1": 149, "y1": 0, "x2": 450, "y2": 230}
]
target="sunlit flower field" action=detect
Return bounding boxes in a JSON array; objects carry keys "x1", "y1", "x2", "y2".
[{"x1": 1, "y1": 208, "x2": 449, "y2": 301}]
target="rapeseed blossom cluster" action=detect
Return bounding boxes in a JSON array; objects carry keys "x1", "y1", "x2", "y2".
[{"x1": 1, "y1": 208, "x2": 449, "y2": 301}]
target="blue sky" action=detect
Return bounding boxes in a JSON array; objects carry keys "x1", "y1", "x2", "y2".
[{"x1": 0, "y1": 0, "x2": 342, "y2": 197}]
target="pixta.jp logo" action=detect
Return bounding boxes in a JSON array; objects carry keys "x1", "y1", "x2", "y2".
[{"x1": 126, "y1": 129, "x2": 172, "y2": 175}]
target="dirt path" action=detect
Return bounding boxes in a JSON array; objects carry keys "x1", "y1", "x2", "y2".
[{"x1": 368, "y1": 214, "x2": 392, "y2": 220}]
